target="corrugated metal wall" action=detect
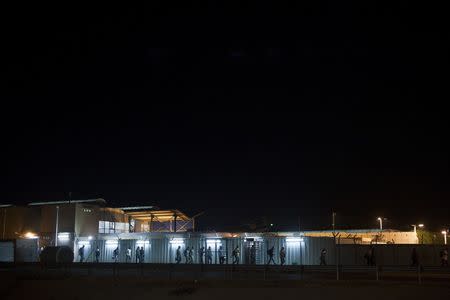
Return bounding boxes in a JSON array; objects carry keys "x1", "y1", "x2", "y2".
[{"x1": 0, "y1": 241, "x2": 14, "y2": 262}]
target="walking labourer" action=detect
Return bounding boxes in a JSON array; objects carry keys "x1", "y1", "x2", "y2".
[
  {"x1": 95, "y1": 247, "x2": 101, "y2": 263},
  {"x1": 188, "y1": 246, "x2": 194, "y2": 264},
  {"x1": 199, "y1": 247, "x2": 205, "y2": 264},
  {"x1": 440, "y1": 248, "x2": 448, "y2": 267},
  {"x1": 113, "y1": 247, "x2": 119, "y2": 262},
  {"x1": 183, "y1": 246, "x2": 189, "y2": 264},
  {"x1": 135, "y1": 247, "x2": 141, "y2": 263},
  {"x1": 218, "y1": 246, "x2": 226, "y2": 264},
  {"x1": 176, "y1": 246, "x2": 182, "y2": 264},
  {"x1": 126, "y1": 247, "x2": 132, "y2": 263},
  {"x1": 267, "y1": 246, "x2": 276, "y2": 265},
  {"x1": 232, "y1": 246, "x2": 240, "y2": 265},
  {"x1": 206, "y1": 246, "x2": 213, "y2": 264},
  {"x1": 250, "y1": 244, "x2": 256, "y2": 264},
  {"x1": 320, "y1": 248, "x2": 327, "y2": 266},
  {"x1": 280, "y1": 247, "x2": 286, "y2": 266},
  {"x1": 140, "y1": 246, "x2": 145, "y2": 263},
  {"x1": 78, "y1": 245, "x2": 85, "y2": 263}
]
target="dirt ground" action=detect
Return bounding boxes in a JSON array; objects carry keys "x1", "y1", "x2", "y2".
[{"x1": 2, "y1": 277, "x2": 450, "y2": 300}]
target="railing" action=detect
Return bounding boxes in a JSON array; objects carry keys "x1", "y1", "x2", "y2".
[{"x1": 1, "y1": 262, "x2": 449, "y2": 284}]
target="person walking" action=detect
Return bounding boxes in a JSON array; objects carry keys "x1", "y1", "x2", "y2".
[
  {"x1": 232, "y1": 246, "x2": 240, "y2": 265},
  {"x1": 175, "y1": 246, "x2": 182, "y2": 264},
  {"x1": 267, "y1": 246, "x2": 276, "y2": 265},
  {"x1": 183, "y1": 246, "x2": 189, "y2": 264},
  {"x1": 126, "y1": 247, "x2": 132, "y2": 263},
  {"x1": 140, "y1": 246, "x2": 145, "y2": 263},
  {"x1": 113, "y1": 247, "x2": 119, "y2": 263},
  {"x1": 206, "y1": 246, "x2": 213, "y2": 264},
  {"x1": 250, "y1": 244, "x2": 256, "y2": 264},
  {"x1": 370, "y1": 246, "x2": 376, "y2": 266},
  {"x1": 188, "y1": 246, "x2": 194, "y2": 264},
  {"x1": 199, "y1": 247, "x2": 205, "y2": 264},
  {"x1": 78, "y1": 245, "x2": 85, "y2": 263},
  {"x1": 440, "y1": 248, "x2": 448, "y2": 267},
  {"x1": 320, "y1": 248, "x2": 327, "y2": 266},
  {"x1": 135, "y1": 247, "x2": 141, "y2": 263},
  {"x1": 218, "y1": 246, "x2": 225, "y2": 265},
  {"x1": 95, "y1": 247, "x2": 101, "y2": 263},
  {"x1": 279, "y1": 247, "x2": 286, "y2": 266}
]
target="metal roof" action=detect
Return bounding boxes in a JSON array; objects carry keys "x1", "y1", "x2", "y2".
[
  {"x1": 28, "y1": 198, "x2": 107, "y2": 206},
  {"x1": 125, "y1": 209, "x2": 191, "y2": 222}
]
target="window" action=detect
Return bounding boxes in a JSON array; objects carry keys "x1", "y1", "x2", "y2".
[{"x1": 98, "y1": 221, "x2": 129, "y2": 234}]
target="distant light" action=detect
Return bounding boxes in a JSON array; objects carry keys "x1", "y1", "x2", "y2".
[
  {"x1": 136, "y1": 240, "x2": 150, "y2": 247},
  {"x1": 206, "y1": 239, "x2": 222, "y2": 247},
  {"x1": 106, "y1": 240, "x2": 118, "y2": 247},
  {"x1": 169, "y1": 238, "x2": 184, "y2": 245},
  {"x1": 270, "y1": 223, "x2": 274, "y2": 227},
  {"x1": 58, "y1": 233, "x2": 70, "y2": 241},
  {"x1": 78, "y1": 240, "x2": 91, "y2": 246},
  {"x1": 286, "y1": 237, "x2": 303, "y2": 243},
  {"x1": 24, "y1": 232, "x2": 38, "y2": 239},
  {"x1": 418, "y1": 224, "x2": 424, "y2": 228},
  {"x1": 88, "y1": 236, "x2": 93, "y2": 240}
]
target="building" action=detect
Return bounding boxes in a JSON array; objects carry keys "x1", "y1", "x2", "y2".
[{"x1": 0, "y1": 199, "x2": 193, "y2": 250}]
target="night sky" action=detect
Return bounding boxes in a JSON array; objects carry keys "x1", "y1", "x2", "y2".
[{"x1": 2, "y1": 2, "x2": 449, "y2": 231}]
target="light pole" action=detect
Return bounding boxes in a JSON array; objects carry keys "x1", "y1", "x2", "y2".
[
  {"x1": 442, "y1": 230, "x2": 448, "y2": 245},
  {"x1": 377, "y1": 217, "x2": 383, "y2": 231},
  {"x1": 55, "y1": 205, "x2": 59, "y2": 246}
]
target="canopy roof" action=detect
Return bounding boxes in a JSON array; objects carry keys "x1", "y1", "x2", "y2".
[{"x1": 124, "y1": 209, "x2": 190, "y2": 222}]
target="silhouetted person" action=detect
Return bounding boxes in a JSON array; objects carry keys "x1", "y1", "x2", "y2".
[
  {"x1": 370, "y1": 246, "x2": 376, "y2": 266},
  {"x1": 175, "y1": 246, "x2": 182, "y2": 264},
  {"x1": 206, "y1": 246, "x2": 213, "y2": 264},
  {"x1": 140, "y1": 246, "x2": 145, "y2": 263},
  {"x1": 250, "y1": 244, "x2": 256, "y2": 264},
  {"x1": 411, "y1": 247, "x2": 419, "y2": 267},
  {"x1": 183, "y1": 246, "x2": 189, "y2": 264},
  {"x1": 199, "y1": 247, "x2": 205, "y2": 264},
  {"x1": 232, "y1": 246, "x2": 240, "y2": 265},
  {"x1": 280, "y1": 247, "x2": 286, "y2": 266},
  {"x1": 78, "y1": 245, "x2": 85, "y2": 263},
  {"x1": 95, "y1": 247, "x2": 100, "y2": 263},
  {"x1": 267, "y1": 246, "x2": 275, "y2": 265},
  {"x1": 136, "y1": 247, "x2": 141, "y2": 263},
  {"x1": 126, "y1": 247, "x2": 132, "y2": 263},
  {"x1": 188, "y1": 246, "x2": 194, "y2": 264},
  {"x1": 113, "y1": 247, "x2": 119, "y2": 262},
  {"x1": 320, "y1": 248, "x2": 327, "y2": 265},
  {"x1": 218, "y1": 246, "x2": 225, "y2": 264},
  {"x1": 440, "y1": 248, "x2": 448, "y2": 267}
]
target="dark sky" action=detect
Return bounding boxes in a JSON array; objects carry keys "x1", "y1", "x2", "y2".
[{"x1": 2, "y1": 2, "x2": 449, "y2": 231}]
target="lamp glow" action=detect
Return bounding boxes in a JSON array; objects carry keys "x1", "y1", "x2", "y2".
[
  {"x1": 57, "y1": 232, "x2": 70, "y2": 241},
  {"x1": 169, "y1": 238, "x2": 184, "y2": 245},
  {"x1": 24, "y1": 232, "x2": 38, "y2": 239},
  {"x1": 286, "y1": 237, "x2": 303, "y2": 243}
]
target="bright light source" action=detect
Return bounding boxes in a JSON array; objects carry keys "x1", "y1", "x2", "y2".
[
  {"x1": 286, "y1": 237, "x2": 303, "y2": 243},
  {"x1": 24, "y1": 232, "x2": 38, "y2": 239},
  {"x1": 270, "y1": 223, "x2": 274, "y2": 226},
  {"x1": 136, "y1": 240, "x2": 150, "y2": 247},
  {"x1": 442, "y1": 231, "x2": 447, "y2": 235},
  {"x1": 88, "y1": 236, "x2": 93, "y2": 240},
  {"x1": 206, "y1": 239, "x2": 222, "y2": 248},
  {"x1": 169, "y1": 238, "x2": 184, "y2": 245},
  {"x1": 58, "y1": 233, "x2": 70, "y2": 241},
  {"x1": 78, "y1": 240, "x2": 91, "y2": 246},
  {"x1": 377, "y1": 217, "x2": 382, "y2": 221},
  {"x1": 106, "y1": 240, "x2": 118, "y2": 247}
]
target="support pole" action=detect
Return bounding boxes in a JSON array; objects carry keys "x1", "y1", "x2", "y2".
[{"x1": 55, "y1": 206, "x2": 59, "y2": 246}]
